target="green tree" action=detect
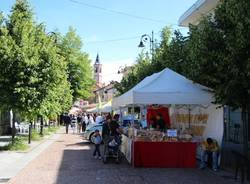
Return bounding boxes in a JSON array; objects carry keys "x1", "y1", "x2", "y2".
[
  {"x1": 34, "y1": 25, "x2": 72, "y2": 120},
  {"x1": 0, "y1": 0, "x2": 72, "y2": 123},
  {"x1": 58, "y1": 27, "x2": 94, "y2": 101},
  {"x1": 188, "y1": 0, "x2": 250, "y2": 155},
  {"x1": 0, "y1": 0, "x2": 39, "y2": 114},
  {"x1": 115, "y1": 26, "x2": 188, "y2": 94}
]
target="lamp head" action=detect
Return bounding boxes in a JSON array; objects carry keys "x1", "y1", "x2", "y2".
[{"x1": 138, "y1": 41, "x2": 145, "y2": 48}]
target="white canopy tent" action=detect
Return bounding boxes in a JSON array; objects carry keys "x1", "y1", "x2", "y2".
[
  {"x1": 112, "y1": 68, "x2": 214, "y2": 108},
  {"x1": 101, "y1": 100, "x2": 112, "y2": 113},
  {"x1": 87, "y1": 100, "x2": 112, "y2": 113},
  {"x1": 112, "y1": 68, "x2": 224, "y2": 146}
]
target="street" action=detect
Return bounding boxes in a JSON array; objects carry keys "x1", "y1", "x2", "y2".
[{"x1": 6, "y1": 130, "x2": 239, "y2": 184}]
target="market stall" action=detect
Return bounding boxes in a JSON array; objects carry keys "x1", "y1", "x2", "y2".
[
  {"x1": 113, "y1": 68, "x2": 223, "y2": 168},
  {"x1": 86, "y1": 100, "x2": 112, "y2": 113}
]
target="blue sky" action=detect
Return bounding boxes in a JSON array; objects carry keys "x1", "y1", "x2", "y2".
[{"x1": 1, "y1": 0, "x2": 196, "y2": 83}]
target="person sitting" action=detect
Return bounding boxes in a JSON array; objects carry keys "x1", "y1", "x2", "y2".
[{"x1": 199, "y1": 137, "x2": 219, "y2": 171}]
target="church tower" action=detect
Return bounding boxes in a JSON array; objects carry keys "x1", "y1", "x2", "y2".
[{"x1": 94, "y1": 53, "x2": 102, "y2": 86}]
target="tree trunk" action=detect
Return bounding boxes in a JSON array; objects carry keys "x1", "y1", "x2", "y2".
[
  {"x1": 40, "y1": 116, "x2": 43, "y2": 135},
  {"x1": 30, "y1": 120, "x2": 33, "y2": 129},
  {"x1": 10, "y1": 109, "x2": 15, "y2": 144},
  {"x1": 247, "y1": 106, "x2": 250, "y2": 159}
]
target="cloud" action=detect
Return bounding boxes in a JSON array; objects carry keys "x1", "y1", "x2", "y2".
[
  {"x1": 86, "y1": 35, "x2": 99, "y2": 42},
  {"x1": 100, "y1": 58, "x2": 134, "y2": 84}
]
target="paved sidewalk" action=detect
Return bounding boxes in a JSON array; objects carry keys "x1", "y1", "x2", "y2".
[
  {"x1": 0, "y1": 128, "x2": 64, "y2": 183},
  {"x1": 5, "y1": 131, "x2": 241, "y2": 184}
]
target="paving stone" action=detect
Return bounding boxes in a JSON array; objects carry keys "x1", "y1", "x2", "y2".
[{"x1": 6, "y1": 133, "x2": 239, "y2": 184}]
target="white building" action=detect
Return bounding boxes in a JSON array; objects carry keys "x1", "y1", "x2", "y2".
[{"x1": 178, "y1": 0, "x2": 220, "y2": 27}]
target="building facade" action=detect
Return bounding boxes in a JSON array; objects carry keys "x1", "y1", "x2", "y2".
[
  {"x1": 178, "y1": 0, "x2": 220, "y2": 26},
  {"x1": 93, "y1": 81, "x2": 117, "y2": 104}
]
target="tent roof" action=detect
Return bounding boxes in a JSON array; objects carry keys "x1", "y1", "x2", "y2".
[
  {"x1": 87, "y1": 101, "x2": 112, "y2": 113},
  {"x1": 112, "y1": 68, "x2": 214, "y2": 108}
]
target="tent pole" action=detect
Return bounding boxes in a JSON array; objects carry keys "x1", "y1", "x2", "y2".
[
  {"x1": 131, "y1": 104, "x2": 135, "y2": 125},
  {"x1": 119, "y1": 107, "x2": 122, "y2": 123},
  {"x1": 188, "y1": 105, "x2": 191, "y2": 128}
]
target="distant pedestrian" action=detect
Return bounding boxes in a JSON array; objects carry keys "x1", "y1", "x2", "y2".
[
  {"x1": 81, "y1": 114, "x2": 86, "y2": 132},
  {"x1": 95, "y1": 113, "x2": 103, "y2": 124},
  {"x1": 70, "y1": 115, "x2": 77, "y2": 134},
  {"x1": 77, "y1": 115, "x2": 82, "y2": 133},
  {"x1": 93, "y1": 129, "x2": 102, "y2": 159},
  {"x1": 84, "y1": 114, "x2": 89, "y2": 126},
  {"x1": 89, "y1": 114, "x2": 95, "y2": 124},
  {"x1": 64, "y1": 114, "x2": 71, "y2": 134}
]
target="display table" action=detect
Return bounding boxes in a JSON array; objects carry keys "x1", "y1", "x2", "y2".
[
  {"x1": 121, "y1": 134, "x2": 132, "y2": 163},
  {"x1": 132, "y1": 141, "x2": 197, "y2": 168}
]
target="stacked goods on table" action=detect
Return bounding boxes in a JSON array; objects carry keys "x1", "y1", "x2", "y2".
[{"x1": 127, "y1": 127, "x2": 193, "y2": 142}]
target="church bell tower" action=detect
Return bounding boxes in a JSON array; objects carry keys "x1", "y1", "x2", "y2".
[{"x1": 94, "y1": 53, "x2": 102, "y2": 86}]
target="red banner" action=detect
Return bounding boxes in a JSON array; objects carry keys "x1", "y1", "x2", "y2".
[{"x1": 146, "y1": 106, "x2": 170, "y2": 127}]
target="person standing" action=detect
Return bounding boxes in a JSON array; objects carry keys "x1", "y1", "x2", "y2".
[
  {"x1": 95, "y1": 113, "x2": 103, "y2": 124},
  {"x1": 89, "y1": 114, "x2": 95, "y2": 124},
  {"x1": 102, "y1": 114, "x2": 112, "y2": 143},
  {"x1": 64, "y1": 114, "x2": 71, "y2": 134},
  {"x1": 93, "y1": 129, "x2": 102, "y2": 159},
  {"x1": 155, "y1": 113, "x2": 166, "y2": 132},
  {"x1": 140, "y1": 115, "x2": 148, "y2": 129},
  {"x1": 81, "y1": 114, "x2": 86, "y2": 132},
  {"x1": 84, "y1": 114, "x2": 89, "y2": 126},
  {"x1": 77, "y1": 114, "x2": 82, "y2": 133},
  {"x1": 109, "y1": 114, "x2": 121, "y2": 136}
]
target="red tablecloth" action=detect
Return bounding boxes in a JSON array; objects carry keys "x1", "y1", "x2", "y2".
[{"x1": 132, "y1": 141, "x2": 197, "y2": 168}]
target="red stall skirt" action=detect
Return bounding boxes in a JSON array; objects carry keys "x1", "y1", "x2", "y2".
[{"x1": 132, "y1": 141, "x2": 197, "y2": 168}]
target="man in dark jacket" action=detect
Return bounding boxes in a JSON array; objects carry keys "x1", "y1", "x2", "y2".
[
  {"x1": 64, "y1": 114, "x2": 71, "y2": 134},
  {"x1": 102, "y1": 115, "x2": 111, "y2": 142},
  {"x1": 155, "y1": 113, "x2": 166, "y2": 132}
]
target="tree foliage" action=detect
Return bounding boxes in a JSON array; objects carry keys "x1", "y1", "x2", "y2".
[
  {"x1": 117, "y1": 0, "x2": 250, "y2": 111},
  {"x1": 0, "y1": 0, "x2": 93, "y2": 120},
  {"x1": 115, "y1": 26, "x2": 186, "y2": 94},
  {"x1": 115, "y1": 0, "x2": 250, "y2": 155},
  {"x1": 188, "y1": 0, "x2": 250, "y2": 109},
  {"x1": 58, "y1": 27, "x2": 94, "y2": 101}
]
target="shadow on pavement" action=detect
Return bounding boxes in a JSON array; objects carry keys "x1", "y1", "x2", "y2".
[
  {"x1": 56, "y1": 138, "x2": 132, "y2": 184},
  {"x1": 55, "y1": 137, "x2": 239, "y2": 184},
  {"x1": 65, "y1": 141, "x2": 92, "y2": 147}
]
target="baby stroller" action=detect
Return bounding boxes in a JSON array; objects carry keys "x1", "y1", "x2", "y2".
[{"x1": 103, "y1": 135, "x2": 122, "y2": 164}]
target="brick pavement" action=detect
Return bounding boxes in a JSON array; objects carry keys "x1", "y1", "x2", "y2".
[{"x1": 7, "y1": 132, "x2": 240, "y2": 184}]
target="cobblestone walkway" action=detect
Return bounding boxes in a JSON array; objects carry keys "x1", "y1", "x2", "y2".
[{"x1": 7, "y1": 133, "x2": 240, "y2": 184}]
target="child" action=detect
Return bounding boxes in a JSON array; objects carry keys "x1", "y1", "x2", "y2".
[{"x1": 93, "y1": 129, "x2": 102, "y2": 159}]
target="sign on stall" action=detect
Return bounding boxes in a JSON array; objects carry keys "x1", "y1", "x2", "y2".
[{"x1": 167, "y1": 129, "x2": 178, "y2": 137}]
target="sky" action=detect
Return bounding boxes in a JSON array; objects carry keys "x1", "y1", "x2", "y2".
[{"x1": 1, "y1": 0, "x2": 197, "y2": 84}]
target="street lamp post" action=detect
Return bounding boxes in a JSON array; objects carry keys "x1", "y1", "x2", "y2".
[{"x1": 138, "y1": 31, "x2": 154, "y2": 57}]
